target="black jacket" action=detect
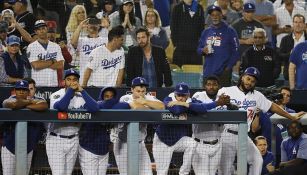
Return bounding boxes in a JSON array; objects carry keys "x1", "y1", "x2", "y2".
[
  {"x1": 126, "y1": 45, "x2": 172, "y2": 87},
  {"x1": 279, "y1": 32, "x2": 307, "y2": 80}
]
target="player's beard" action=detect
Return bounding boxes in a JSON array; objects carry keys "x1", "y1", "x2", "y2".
[
  {"x1": 207, "y1": 92, "x2": 217, "y2": 100},
  {"x1": 240, "y1": 80, "x2": 255, "y2": 93}
]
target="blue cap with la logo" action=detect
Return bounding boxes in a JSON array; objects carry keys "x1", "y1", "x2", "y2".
[
  {"x1": 131, "y1": 77, "x2": 148, "y2": 87},
  {"x1": 15, "y1": 80, "x2": 29, "y2": 90},
  {"x1": 175, "y1": 82, "x2": 190, "y2": 95},
  {"x1": 64, "y1": 69, "x2": 80, "y2": 79}
]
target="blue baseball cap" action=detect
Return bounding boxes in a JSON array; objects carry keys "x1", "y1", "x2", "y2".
[
  {"x1": 131, "y1": 77, "x2": 148, "y2": 87},
  {"x1": 15, "y1": 80, "x2": 29, "y2": 90},
  {"x1": 243, "y1": 67, "x2": 260, "y2": 80},
  {"x1": 208, "y1": 5, "x2": 222, "y2": 14},
  {"x1": 64, "y1": 69, "x2": 80, "y2": 79},
  {"x1": 243, "y1": 3, "x2": 255, "y2": 12},
  {"x1": 7, "y1": 35, "x2": 20, "y2": 46},
  {"x1": 174, "y1": 82, "x2": 190, "y2": 95},
  {"x1": 8, "y1": 0, "x2": 27, "y2": 4}
]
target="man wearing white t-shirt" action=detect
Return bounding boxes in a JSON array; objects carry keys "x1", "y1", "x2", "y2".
[
  {"x1": 82, "y1": 26, "x2": 125, "y2": 87},
  {"x1": 27, "y1": 20, "x2": 64, "y2": 87},
  {"x1": 218, "y1": 67, "x2": 305, "y2": 175},
  {"x1": 70, "y1": 17, "x2": 108, "y2": 83}
]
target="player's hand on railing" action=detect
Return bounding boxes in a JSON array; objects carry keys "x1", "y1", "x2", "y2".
[
  {"x1": 167, "y1": 101, "x2": 189, "y2": 108},
  {"x1": 293, "y1": 111, "x2": 306, "y2": 120}
]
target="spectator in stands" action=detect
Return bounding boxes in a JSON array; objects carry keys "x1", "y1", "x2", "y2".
[
  {"x1": 289, "y1": 39, "x2": 307, "y2": 90},
  {"x1": 47, "y1": 69, "x2": 99, "y2": 175},
  {"x1": 71, "y1": 16, "x2": 108, "y2": 83},
  {"x1": 8, "y1": 0, "x2": 35, "y2": 48},
  {"x1": 240, "y1": 28, "x2": 280, "y2": 87},
  {"x1": 230, "y1": 0, "x2": 243, "y2": 15},
  {"x1": 82, "y1": 26, "x2": 125, "y2": 87},
  {"x1": 2, "y1": 80, "x2": 48, "y2": 175},
  {"x1": 171, "y1": 0, "x2": 204, "y2": 66},
  {"x1": 197, "y1": 5, "x2": 239, "y2": 87},
  {"x1": 254, "y1": 136, "x2": 275, "y2": 175},
  {"x1": 205, "y1": 0, "x2": 240, "y2": 26},
  {"x1": 79, "y1": 87, "x2": 118, "y2": 174},
  {"x1": 126, "y1": 27, "x2": 172, "y2": 87},
  {"x1": 66, "y1": 5, "x2": 88, "y2": 43},
  {"x1": 0, "y1": 35, "x2": 27, "y2": 84},
  {"x1": 111, "y1": 77, "x2": 164, "y2": 175},
  {"x1": 269, "y1": 121, "x2": 307, "y2": 175},
  {"x1": 133, "y1": 0, "x2": 153, "y2": 25},
  {"x1": 232, "y1": 3, "x2": 264, "y2": 56},
  {"x1": 252, "y1": 0, "x2": 276, "y2": 46},
  {"x1": 101, "y1": 0, "x2": 117, "y2": 16},
  {"x1": 0, "y1": 21, "x2": 9, "y2": 54},
  {"x1": 144, "y1": 8, "x2": 169, "y2": 49},
  {"x1": 153, "y1": 0, "x2": 175, "y2": 38},
  {"x1": 109, "y1": 0, "x2": 142, "y2": 48},
  {"x1": 27, "y1": 20, "x2": 64, "y2": 87},
  {"x1": 279, "y1": 14, "x2": 306, "y2": 81},
  {"x1": 273, "y1": 0, "x2": 306, "y2": 49}
]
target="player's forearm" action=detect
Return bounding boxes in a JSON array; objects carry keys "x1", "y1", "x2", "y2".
[
  {"x1": 15, "y1": 24, "x2": 33, "y2": 43},
  {"x1": 289, "y1": 63, "x2": 296, "y2": 89},
  {"x1": 251, "y1": 115, "x2": 261, "y2": 133},
  {"x1": 70, "y1": 26, "x2": 82, "y2": 48},
  {"x1": 115, "y1": 69, "x2": 124, "y2": 87},
  {"x1": 82, "y1": 68, "x2": 92, "y2": 87},
  {"x1": 7, "y1": 76, "x2": 22, "y2": 83},
  {"x1": 270, "y1": 103, "x2": 296, "y2": 120},
  {"x1": 81, "y1": 90, "x2": 99, "y2": 112},
  {"x1": 31, "y1": 60, "x2": 53, "y2": 70},
  {"x1": 144, "y1": 101, "x2": 165, "y2": 110},
  {"x1": 49, "y1": 60, "x2": 64, "y2": 70},
  {"x1": 281, "y1": 158, "x2": 305, "y2": 168},
  {"x1": 26, "y1": 102, "x2": 48, "y2": 111}
]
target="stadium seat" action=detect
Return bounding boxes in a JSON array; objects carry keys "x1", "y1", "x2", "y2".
[
  {"x1": 181, "y1": 65, "x2": 203, "y2": 73},
  {"x1": 171, "y1": 71, "x2": 202, "y2": 88}
]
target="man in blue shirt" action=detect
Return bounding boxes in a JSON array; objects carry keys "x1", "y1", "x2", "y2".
[{"x1": 270, "y1": 121, "x2": 307, "y2": 175}]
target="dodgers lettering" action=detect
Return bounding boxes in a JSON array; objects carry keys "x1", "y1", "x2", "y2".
[
  {"x1": 38, "y1": 52, "x2": 57, "y2": 60},
  {"x1": 83, "y1": 44, "x2": 102, "y2": 55},
  {"x1": 101, "y1": 56, "x2": 122, "y2": 69}
]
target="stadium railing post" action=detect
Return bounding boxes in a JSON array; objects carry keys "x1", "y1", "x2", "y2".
[{"x1": 15, "y1": 122, "x2": 28, "y2": 175}]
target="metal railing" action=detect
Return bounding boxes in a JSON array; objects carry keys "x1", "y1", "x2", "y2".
[{"x1": 0, "y1": 109, "x2": 248, "y2": 175}]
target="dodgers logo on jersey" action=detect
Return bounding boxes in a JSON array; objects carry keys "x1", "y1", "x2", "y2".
[
  {"x1": 38, "y1": 52, "x2": 57, "y2": 60},
  {"x1": 82, "y1": 44, "x2": 102, "y2": 55},
  {"x1": 101, "y1": 55, "x2": 122, "y2": 69},
  {"x1": 230, "y1": 98, "x2": 256, "y2": 110}
]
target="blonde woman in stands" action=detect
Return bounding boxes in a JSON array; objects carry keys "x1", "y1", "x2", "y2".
[
  {"x1": 144, "y1": 8, "x2": 169, "y2": 49},
  {"x1": 65, "y1": 5, "x2": 87, "y2": 67}
]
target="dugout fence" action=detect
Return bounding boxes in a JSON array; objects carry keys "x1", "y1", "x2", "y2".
[{"x1": 0, "y1": 109, "x2": 247, "y2": 175}]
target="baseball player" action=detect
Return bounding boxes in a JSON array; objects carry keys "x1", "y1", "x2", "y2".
[
  {"x1": 191, "y1": 76, "x2": 225, "y2": 175},
  {"x1": 153, "y1": 82, "x2": 229, "y2": 175},
  {"x1": 111, "y1": 77, "x2": 165, "y2": 175},
  {"x1": 218, "y1": 67, "x2": 305, "y2": 175},
  {"x1": 27, "y1": 20, "x2": 64, "y2": 87},
  {"x1": 70, "y1": 17, "x2": 108, "y2": 83},
  {"x1": 78, "y1": 87, "x2": 118, "y2": 175},
  {"x1": 47, "y1": 69, "x2": 99, "y2": 175},
  {"x1": 82, "y1": 26, "x2": 125, "y2": 87},
  {"x1": 2, "y1": 80, "x2": 48, "y2": 175}
]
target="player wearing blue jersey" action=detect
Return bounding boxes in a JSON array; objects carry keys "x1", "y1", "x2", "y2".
[
  {"x1": 47, "y1": 69, "x2": 99, "y2": 175},
  {"x1": 254, "y1": 136, "x2": 275, "y2": 175},
  {"x1": 2, "y1": 80, "x2": 48, "y2": 175},
  {"x1": 153, "y1": 82, "x2": 230, "y2": 175},
  {"x1": 78, "y1": 87, "x2": 118, "y2": 175},
  {"x1": 270, "y1": 121, "x2": 307, "y2": 175}
]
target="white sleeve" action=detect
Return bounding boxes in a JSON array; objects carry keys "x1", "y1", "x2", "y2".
[
  {"x1": 257, "y1": 92, "x2": 272, "y2": 113},
  {"x1": 87, "y1": 50, "x2": 99, "y2": 71},
  {"x1": 27, "y1": 44, "x2": 37, "y2": 63}
]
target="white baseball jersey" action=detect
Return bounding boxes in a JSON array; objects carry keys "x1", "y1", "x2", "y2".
[
  {"x1": 86, "y1": 45, "x2": 125, "y2": 87},
  {"x1": 49, "y1": 88, "x2": 83, "y2": 135},
  {"x1": 27, "y1": 40, "x2": 64, "y2": 87},
  {"x1": 192, "y1": 91, "x2": 223, "y2": 141},
  {"x1": 118, "y1": 93, "x2": 160, "y2": 141},
  {"x1": 77, "y1": 36, "x2": 107, "y2": 83},
  {"x1": 217, "y1": 86, "x2": 272, "y2": 131}
]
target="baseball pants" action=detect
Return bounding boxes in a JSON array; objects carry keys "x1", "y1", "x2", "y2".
[
  {"x1": 78, "y1": 146, "x2": 109, "y2": 175},
  {"x1": 192, "y1": 139, "x2": 222, "y2": 175},
  {"x1": 1, "y1": 146, "x2": 33, "y2": 175},
  {"x1": 113, "y1": 140, "x2": 153, "y2": 175},
  {"x1": 46, "y1": 134, "x2": 79, "y2": 175},
  {"x1": 219, "y1": 130, "x2": 263, "y2": 175},
  {"x1": 152, "y1": 134, "x2": 196, "y2": 175}
]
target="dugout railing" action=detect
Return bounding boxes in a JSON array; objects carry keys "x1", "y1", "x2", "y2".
[{"x1": 0, "y1": 109, "x2": 247, "y2": 175}]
